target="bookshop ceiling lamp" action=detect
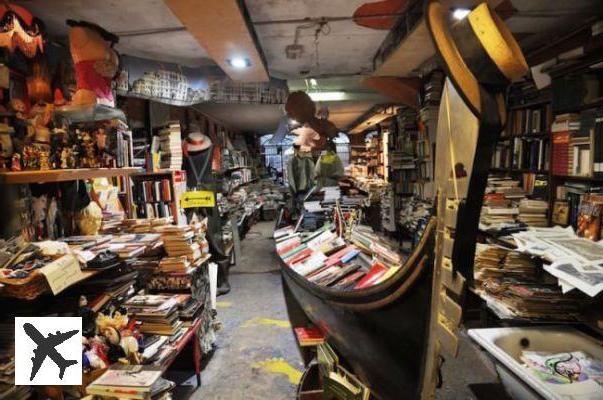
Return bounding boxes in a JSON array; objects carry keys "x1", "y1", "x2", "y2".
[
  {"x1": 452, "y1": 8, "x2": 471, "y2": 20},
  {"x1": 306, "y1": 91, "x2": 346, "y2": 102},
  {"x1": 227, "y1": 57, "x2": 251, "y2": 69}
]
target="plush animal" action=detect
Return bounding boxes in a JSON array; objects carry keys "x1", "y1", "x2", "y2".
[{"x1": 67, "y1": 20, "x2": 119, "y2": 107}]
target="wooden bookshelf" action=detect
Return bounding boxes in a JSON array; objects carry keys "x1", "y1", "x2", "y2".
[{"x1": 0, "y1": 167, "x2": 141, "y2": 184}]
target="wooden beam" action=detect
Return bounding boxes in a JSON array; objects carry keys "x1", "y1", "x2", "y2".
[
  {"x1": 362, "y1": 76, "x2": 420, "y2": 109},
  {"x1": 164, "y1": 0, "x2": 269, "y2": 82}
]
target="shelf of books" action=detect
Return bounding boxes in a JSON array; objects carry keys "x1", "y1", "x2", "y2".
[
  {"x1": 478, "y1": 52, "x2": 603, "y2": 329},
  {"x1": 131, "y1": 170, "x2": 187, "y2": 224}
]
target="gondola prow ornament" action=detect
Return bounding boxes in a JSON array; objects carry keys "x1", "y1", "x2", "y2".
[{"x1": 422, "y1": 1, "x2": 527, "y2": 398}]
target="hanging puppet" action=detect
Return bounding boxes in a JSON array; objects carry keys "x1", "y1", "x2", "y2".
[
  {"x1": 66, "y1": 20, "x2": 119, "y2": 107},
  {"x1": 0, "y1": 3, "x2": 44, "y2": 58}
]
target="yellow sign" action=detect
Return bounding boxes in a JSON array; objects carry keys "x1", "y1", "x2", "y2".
[{"x1": 181, "y1": 190, "x2": 215, "y2": 208}]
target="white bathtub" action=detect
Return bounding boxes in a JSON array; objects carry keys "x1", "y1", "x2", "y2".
[{"x1": 468, "y1": 327, "x2": 603, "y2": 400}]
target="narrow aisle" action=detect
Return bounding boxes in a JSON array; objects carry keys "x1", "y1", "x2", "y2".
[{"x1": 192, "y1": 221, "x2": 303, "y2": 400}]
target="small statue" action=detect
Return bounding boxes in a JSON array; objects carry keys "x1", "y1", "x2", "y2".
[
  {"x1": 60, "y1": 147, "x2": 69, "y2": 168},
  {"x1": 10, "y1": 153, "x2": 21, "y2": 171},
  {"x1": 38, "y1": 150, "x2": 50, "y2": 170}
]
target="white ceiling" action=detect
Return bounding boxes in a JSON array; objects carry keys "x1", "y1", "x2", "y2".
[
  {"x1": 245, "y1": 0, "x2": 390, "y2": 79},
  {"x1": 20, "y1": 0, "x2": 213, "y2": 67}
]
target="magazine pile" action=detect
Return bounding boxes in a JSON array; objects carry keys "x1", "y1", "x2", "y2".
[{"x1": 512, "y1": 226, "x2": 603, "y2": 297}]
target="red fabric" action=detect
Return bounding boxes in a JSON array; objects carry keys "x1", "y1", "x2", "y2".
[
  {"x1": 0, "y1": 4, "x2": 34, "y2": 26},
  {"x1": 74, "y1": 60, "x2": 114, "y2": 102}
]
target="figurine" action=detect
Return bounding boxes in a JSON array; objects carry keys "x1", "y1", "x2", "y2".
[
  {"x1": 38, "y1": 150, "x2": 49, "y2": 170},
  {"x1": 60, "y1": 147, "x2": 69, "y2": 168},
  {"x1": 10, "y1": 153, "x2": 21, "y2": 171}
]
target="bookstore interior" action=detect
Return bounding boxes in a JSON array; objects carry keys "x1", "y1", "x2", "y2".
[{"x1": 0, "y1": 0, "x2": 602, "y2": 399}]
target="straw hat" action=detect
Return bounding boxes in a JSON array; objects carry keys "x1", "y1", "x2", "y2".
[
  {"x1": 183, "y1": 131, "x2": 212, "y2": 154},
  {"x1": 425, "y1": 1, "x2": 528, "y2": 119}
]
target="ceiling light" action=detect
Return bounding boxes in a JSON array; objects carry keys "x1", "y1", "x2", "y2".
[
  {"x1": 307, "y1": 91, "x2": 346, "y2": 101},
  {"x1": 452, "y1": 8, "x2": 471, "y2": 20},
  {"x1": 227, "y1": 57, "x2": 251, "y2": 69}
]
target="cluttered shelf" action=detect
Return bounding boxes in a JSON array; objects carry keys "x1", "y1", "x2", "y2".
[
  {"x1": 0, "y1": 167, "x2": 142, "y2": 184},
  {"x1": 552, "y1": 174, "x2": 603, "y2": 183},
  {"x1": 554, "y1": 98, "x2": 603, "y2": 114},
  {"x1": 223, "y1": 166, "x2": 253, "y2": 174},
  {"x1": 228, "y1": 177, "x2": 259, "y2": 193}
]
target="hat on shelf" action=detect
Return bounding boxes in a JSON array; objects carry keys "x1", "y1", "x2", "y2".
[
  {"x1": 183, "y1": 131, "x2": 212, "y2": 155},
  {"x1": 425, "y1": 1, "x2": 528, "y2": 119}
]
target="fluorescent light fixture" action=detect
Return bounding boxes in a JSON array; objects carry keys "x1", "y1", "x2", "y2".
[
  {"x1": 452, "y1": 8, "x2": 471, "y2": 20},
  {"x1": 227, "y1": 57, "x2": 251, "y2": 69},
  {"x1": 306, "y1": 91, "x2": 346, "y2": 101}
]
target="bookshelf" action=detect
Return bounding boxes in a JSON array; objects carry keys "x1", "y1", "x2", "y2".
[
  {"x1": 131, "y1": 170, "x2": 186, "y2": 224},
  {"x1": 491, "y1": 50, "x2": 603, "y2": 229}
]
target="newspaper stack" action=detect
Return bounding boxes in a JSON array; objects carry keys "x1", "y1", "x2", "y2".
[{"x1": 512, "y1": 226, "x2": 603, "y2": 297}]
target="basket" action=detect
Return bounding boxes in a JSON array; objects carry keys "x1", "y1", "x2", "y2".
[{"x1": 0, "y1": 272, "x2": 50, "y2": 300}]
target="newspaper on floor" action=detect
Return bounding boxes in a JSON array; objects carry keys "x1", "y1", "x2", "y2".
[{"x1": 512, "y1": 226, "x2": 603, "y2": 297}]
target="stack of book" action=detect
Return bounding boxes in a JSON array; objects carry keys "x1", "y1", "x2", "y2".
[
  {"x1": 155, "y1": 122, "x2": 183, "y2": 171},
  {"x1": 124, "y1": 294, "x2": 184, "y2": 335},
  {"x1": 294, "y1": 326, "x2": 325, "y2": 347},
  {"x1": 517, "y1": 199, "x2": 549, "y2": 227},
  {"x1": 473, "y1": 244, "x2": 586, "y2": 321},
  {"x1": 86, "y1": 365, "x2": 172, "y2": 400},
  {"x1": 157, "y1": 225, "x2": 206, "y2": 262},
  {"x1": 486, "y1": 177, "x2": 526, "y2": 200}
]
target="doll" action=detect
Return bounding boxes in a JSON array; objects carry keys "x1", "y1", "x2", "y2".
[{"x1": 102, "y1": 326, "x2": 126, "y2": 364}]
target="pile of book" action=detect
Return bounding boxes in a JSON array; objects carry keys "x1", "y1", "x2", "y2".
[
  {"x1": 87, "y1": 365, "x2": 174, "y2": 400},
  {"x1": 294, "y1": 326, "x2": 325, "y2": 347},
  {"x1": 481, "y1": 177, "x2": 526, "y2": 229},
  {"x1": 124, "y1": 294, "x2": 185, "y2": 335},
  {"x1": 155, "y1": 121, "x2": 183, "y2": 171},
  {"x1": 517, "y1": 199, "x2": 549, "y2": 227},
  {"x1": 474, "y1": 244, "x2": 587, "y2": 321},
  {"x1": 159, "y1": 226, "x2": 201, "y2": 261},
  {"x1": 275, "y1": 221, "x2": 402, "y2": 290}
]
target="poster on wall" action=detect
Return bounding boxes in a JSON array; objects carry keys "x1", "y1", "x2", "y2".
[{"x1": 115, "y1": 55, "x2": 211, "y2": 106}]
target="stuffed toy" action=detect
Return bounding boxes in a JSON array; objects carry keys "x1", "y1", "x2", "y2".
[{"x1": 66, "y1": 20, "x2": 119, "y2": 107}]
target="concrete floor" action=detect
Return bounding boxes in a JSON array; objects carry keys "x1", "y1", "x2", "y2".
[
  {"x1": 191, "y1": 222, "x2": 303, "y2": 400},
  {"x1": 190, "y1": 221, "x2": 499, "y2": 400}
]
